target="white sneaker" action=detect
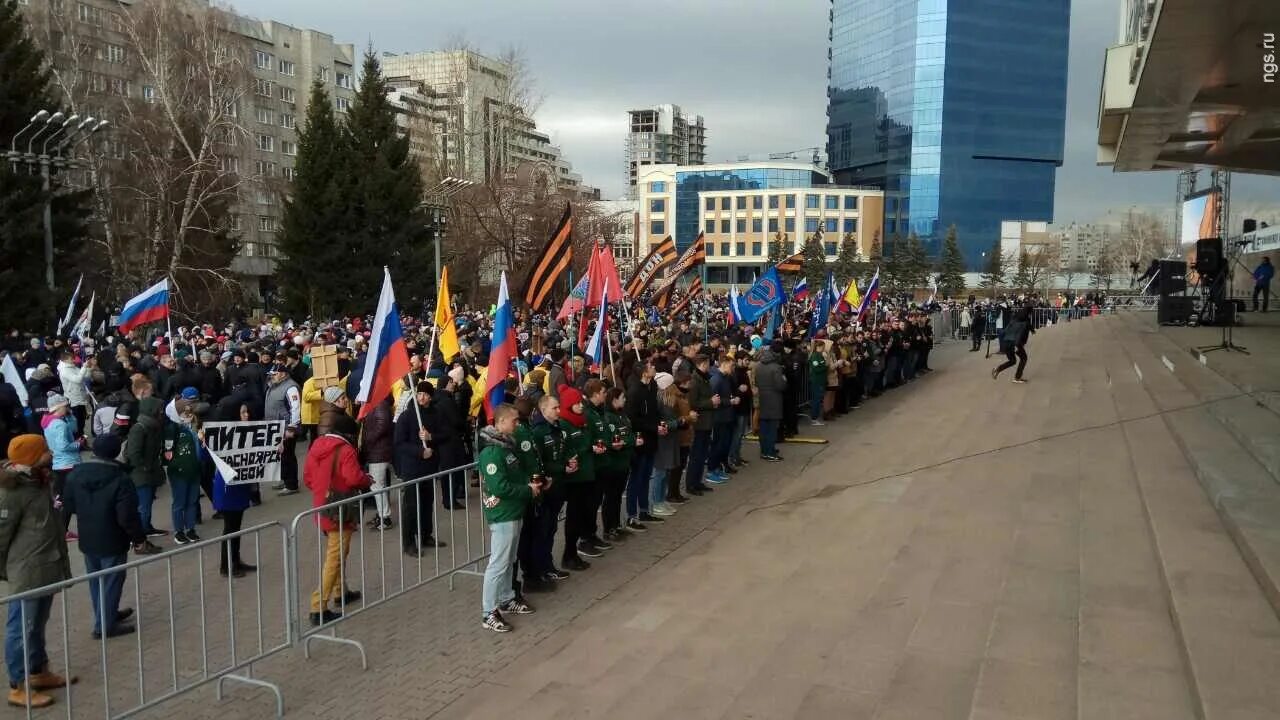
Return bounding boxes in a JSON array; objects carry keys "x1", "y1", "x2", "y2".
[{"x1": 651, "y1": 504, "x2": 676, "y2": 516}]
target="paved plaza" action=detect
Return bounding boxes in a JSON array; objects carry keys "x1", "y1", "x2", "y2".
[{"x1": 7, "y1": 310, "x2": 1280, "y2": 720}]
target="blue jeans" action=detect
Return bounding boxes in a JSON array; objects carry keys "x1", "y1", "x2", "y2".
[
  {"x1": 482, "y1": 520, "x2": 521, "y2": 615},
  {"x1": 707, "y1": 421, "x2": 735, "y2": 473},
  {"x1": 728, "y1": 415, "x2": 748, "y2": 463},
  {"x1": 86, "y1": 554, "x2": 128, "y2": 635},
  {"x1": 6, "y1": 596, "x2": 52, "y2": 685},
  {"x1": 137, "y1": 484, "x2": 157, "y2": 531},
  {"x1": 810, "y1": 384, "x2": 825, "y2": 420},
  {"x1": 684, "y1": 430, "x2": 712, "y2": 491},
  {"x1": 649, "y1": 467, "x2": 668, "y2": 507},
  {"x1": 758, "y1": 419, "x2": 780, "y2": 458},
  {"x1": 626, "y1": 452, "x2": 655, "y2": 519},
  {"x1": 170, "y1": 478, "x2": 199, "y2": 533}
]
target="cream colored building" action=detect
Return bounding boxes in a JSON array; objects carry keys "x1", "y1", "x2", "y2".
[{"x1": 635, "y1": 162, "x2": 884, "y2": 286}]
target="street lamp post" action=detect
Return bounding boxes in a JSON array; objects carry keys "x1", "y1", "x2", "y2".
[
  {"x1": 6, "y1": 109, "x2": 108, "y2": 292},
  {"x1": 422, "y1": 176, "x2": 476, "y2": 286}
]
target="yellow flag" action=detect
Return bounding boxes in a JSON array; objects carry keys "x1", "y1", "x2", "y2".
[
  {"x1": 435, "y1": 266, "x2": 460, "y2": 362},
  {"x1": 843, "y1": 278, "x2": 861, "y2": 310}
]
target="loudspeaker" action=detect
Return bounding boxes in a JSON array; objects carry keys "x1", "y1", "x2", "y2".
[
  {"x1": 1195, "y1": 237, "x2": 1224, "y2": 277},
  {"x1": 1201, "y1": 300, "x2": 1235, "y2": 327},
  {"x1": 1157, "y1": 260, "x2": 1186, "y2": 295},
  {"x1": 1158, "y1": 296, "x2": 1194, "y2": 325},
  {"x1": 1243, "y1": 218, "x2": 1257, "y2": 235}
]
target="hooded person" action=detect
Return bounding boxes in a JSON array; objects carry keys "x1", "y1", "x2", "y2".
[
  {"x1": 0, "y1": 435, "x2": 73, "y2": 709},
  {"x1": 61, "y1": 434, "x2": 159, "y2": 641},
  {"x1": 126, "y1": 397, "x2": 168, "y2": 537},
  {"x1": 553, "y1": 385, "x2": 599, "y2": 570},
  {"x1": 753, "y1": 348, "x2": 786, "y2": 461}
]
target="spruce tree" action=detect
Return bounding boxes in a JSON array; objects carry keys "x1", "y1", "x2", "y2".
[
  {"x1": 341, "y1": 48, "x2": 432, "y2": 314},
  {"x1": 882, "y1": 233, "x2": 903, "y2": 292},
  {"x1": 800, "y1": 233, "x2": 827, "y2": 288},
  {"x1": 767, "y1": 230, "x2": 789, "y2": 266},
  {"x1": 0, "y1": 0, "x2": 91, "y2": 329},
  {"x1": 277, "y1": 81, "x2": 348, "y2": 317},
  {"x1": 1013, "y1": 249, "x2": 1032, "y2": 293},
  {"x1": 903, "y1": 232, "x2": 929, "y2": 292},
  {"x1": 937, "y1": 225, "x2": 966, "y2": 298},
  {"x1": 866, "y1": 229, "x2": 883, "y2": 273},
  {"x1": 979, "y1": 237, "x2": 1005, "y2": 296},
  {"x1": 833, "y1": 232, "x2": 860, "y2": 287}
]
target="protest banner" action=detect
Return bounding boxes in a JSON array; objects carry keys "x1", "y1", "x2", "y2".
[{"x1": 202, "y1": 420, "x2": 286, "y2": 485}]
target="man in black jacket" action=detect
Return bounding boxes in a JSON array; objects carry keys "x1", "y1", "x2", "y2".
[
  {"x1": 394, "y1": 382, "x2": 446, "y2": 555},
  {"x1": 61, "y1": 435, "x2": 160, "y2": 639},
  {"x1": 624, "y1": 355, "x2": 662, "y2": 525},
  {"x1": 781, "y1": 340, "x2": 804, "y2": 439}
]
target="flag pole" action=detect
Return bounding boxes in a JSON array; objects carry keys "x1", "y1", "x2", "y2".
[
  {"x1": 604, "y1": 303, "x2": 617, "y2": 387},
  {"x1": 166, "y1": 277, "x2": 174, "y2": 350}
]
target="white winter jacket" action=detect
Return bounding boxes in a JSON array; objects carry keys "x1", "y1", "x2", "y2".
[{"x1": 57, "y1": 360, "x2": 91, "y2": 408}]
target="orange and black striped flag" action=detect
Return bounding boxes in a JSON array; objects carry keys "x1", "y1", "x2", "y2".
[
  {"x1": 648, "y1": 232, "x2": 706, "y2": 299},
  {"x1": 626, "y1": 236, "x2": 678, "y2": 298},
  {"x1": 775, "y1": 252, "x2": 804, "y2": 273},
  {"x1": 521, "y1": 203, "x2": 574, "y2": 309},
  {"x1": 669, "y1": 277, "x2": 703, "y2": 317}
]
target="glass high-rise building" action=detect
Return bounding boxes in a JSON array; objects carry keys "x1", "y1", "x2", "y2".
[{"x1": 826, "y1": 0, "x2": 1070, "y2": 269}]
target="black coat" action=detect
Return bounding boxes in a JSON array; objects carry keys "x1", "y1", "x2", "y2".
[
  {"x1": 625, "y1": 374, "x2": 659, "y2": 451},
  {"x1": 198, "y1": 363, "x2": 225, "y2": 404},
  {"x1": 61, "y1": 458, "x2": 146, "y2": 556},
  {"x1": 394, "y1": 401, "x2": 439, "y2": 480}
]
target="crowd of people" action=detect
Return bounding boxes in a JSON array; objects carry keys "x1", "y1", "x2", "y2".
[{"x1": 0, "y1": 289, "x2": 958, "y2": 706}]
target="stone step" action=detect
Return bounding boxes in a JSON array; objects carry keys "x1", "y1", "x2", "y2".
[
  {"x1": 1205, "y1": 396, "x2": 1280, "y2": 488},
  {"x1": 1123, "y1": 413, "x2": 1280, "y2": 720}
]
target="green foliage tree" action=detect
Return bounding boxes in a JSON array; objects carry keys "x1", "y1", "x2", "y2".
[
  {"x1": 936, "y1": 225, "x2": 966, "y2": 298},
  {"x1": 1013, "y1": 249, "x2": 1032, "y2": 293},
  {"x1": 801, "y1": 233, "x2": 828, "y2": 288},
  {"x1": 767, "y1": 230, "x2": 790, "y2": 266},
  {"x1": 339, "y1": 48, "x2": 433, "y2": 313},
  {"x1": 900, "y1": 232, "x2": 929, "y2": 292},
  {"x1": 881, "y1": 233, "x2": 904, "y2": 292},
  {"x1": 833, "y1": 231, "x2": 860, "y2": 287},
  {"x1": 0, "y1": 0, "x2": 92, "y2": 330},
  {"x1": 979, "y1": 237, "x2": 1005, "y2": 296},
  {"x1": 277, "y1": 81, "x2": 349, "y2": 317}
]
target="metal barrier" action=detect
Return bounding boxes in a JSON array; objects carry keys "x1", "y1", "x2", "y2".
[
  {"x1": 1, "y1": 522, "x2": 291, "y2": 719},
  {"x1": 1107, "y1": 294, "x2": 1159, "y2": 311},
  {"x1": 287, "y1": 462, "x2": 486, "y2": 667}
]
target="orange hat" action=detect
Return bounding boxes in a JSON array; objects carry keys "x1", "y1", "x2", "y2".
[{"x1": 7, "y1": 434, "x2": 50, "y2": 468}]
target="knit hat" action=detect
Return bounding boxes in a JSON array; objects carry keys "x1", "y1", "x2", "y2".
[
  {"x1": 558, "y1": 385, "x2": 586, "y2": 427},
  {"x1": 46, "y1": 393, "x2": 69, "y2": 410},
  {"x1": 322, "y1": 386, "x2": 345, "y2": 405},
  {"x1": 7, "y1": 434, "x2": 49, "y2": 467},
  {"x1": 524, "y1": 368, "x2": 546, "y2": 387},
  {"x1": 181, "y1": 386, "x2": 199, "y2": 400},
  {"x1": 655, "y1": 372, "x2": 675, "y2": 391},
  {"x1": 92, "y1": 434, "x2": 122, "y2": 460}
]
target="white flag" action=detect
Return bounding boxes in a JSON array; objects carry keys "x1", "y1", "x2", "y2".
[
  {"x1": 207, "y1": 442, "x2": 238, "y2": 483},
  {"x1": 1, "y1": 354, "x2": 29, "y2": 408},
  {"x1": 57, "y1": 274, "x2": 83, "y2": 336},
  {"x1": 72, "y1": 292, "x2": 95, "y2": 340}
]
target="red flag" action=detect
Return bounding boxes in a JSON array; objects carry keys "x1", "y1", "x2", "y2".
[{"x1": 585, "y1": 242, "x2": 624, "y2": 308}]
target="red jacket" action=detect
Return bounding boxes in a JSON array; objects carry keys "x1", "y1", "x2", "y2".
[{"x1": 303, "y1": 434, "x2": 371, "y2": 532}]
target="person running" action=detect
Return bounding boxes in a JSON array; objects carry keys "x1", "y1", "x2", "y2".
[{"x1": 992, "y1": 304, "x2": 1033, "y2": 384}]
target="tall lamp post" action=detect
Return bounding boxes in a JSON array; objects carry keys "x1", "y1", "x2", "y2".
[
  {"x1": 422, "y1": 176, "x2": 476, "y2": 287},
  {"x1": 6, "y1": 109, "x2": 109, "y2": 292}
]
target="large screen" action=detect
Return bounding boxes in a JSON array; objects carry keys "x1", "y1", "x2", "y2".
[{"x1": 1180, "y1": 191, "x2": 1221, "y2": 245}]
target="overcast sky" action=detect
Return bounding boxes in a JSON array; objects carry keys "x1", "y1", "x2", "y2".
[{"x1": 247, "y1": 0, "x2": 1277, "y2": 225}]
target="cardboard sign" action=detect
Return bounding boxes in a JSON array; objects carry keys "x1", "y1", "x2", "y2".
[
  {"x1": 203, "y1": 420, "x2": 286, "y2": 485},
  {"x1": 311, "y1": 345, "x2": 338, "y2": 388}
]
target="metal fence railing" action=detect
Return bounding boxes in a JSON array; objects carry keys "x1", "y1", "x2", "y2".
[
  {"x1": 287, "y1": 463, "x2": 486, "y2": 667},
  {"x1": 1, "y1": 522, "x2": 291, "y2": 719}
]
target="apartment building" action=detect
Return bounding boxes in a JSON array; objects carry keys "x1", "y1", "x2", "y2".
[{"x1": 625, "y1": 104, "x2": 706, "y2": 197}]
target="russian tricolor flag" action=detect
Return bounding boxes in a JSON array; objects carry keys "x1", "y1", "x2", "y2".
[
  {"x1": 584, "y1": 280, "x2": 609, "y2": 367},
  {"x1": 356, "y1": 268, "x2": 411, "y2": 420},
  {"x1": 484, "y1": 272, "x2": 518, "y2": 419},
  {"x1": 792, "y1": 277, "x2": 809, "y2": 302},
  {"x1": 116, "y1": 279, "x2": 170, "y2": 335},
  {"x1": 856, "y1": 268, "x2": 880, "y2": 323}
]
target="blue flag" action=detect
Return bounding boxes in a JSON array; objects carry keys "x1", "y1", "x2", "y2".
[
  {"x1": 808, "y1": 270, "x2": 835, "y2": 338},
  {"x1": 738, "y1": 266, "x2": 785, "y2": 324}
]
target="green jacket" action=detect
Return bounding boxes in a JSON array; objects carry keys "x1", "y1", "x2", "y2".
[
  {"x1": 557, "y1": 419, "x2": 594, "y2": 484},
  {"x1": 584, "y1": 404, "x2": 614, "y2": 473},
  {"x1": 163, "y1": 422, "x2": 203, "y2": 484},
  {"x1": 531, "y1": 419, "x2": 570, "y2": 483},
  {"x1": 0, "y1": 464, "x2": 72, "y2": 593},
  {"x1": 686, "y1": 371, "x2": 715, "y2": 431},
  {"x1": 808, "y1": 350, "x2": 828, "y2": 387},
  {"x1": 599, "y1": 409, "x2": 635, "y2": 475},
  {"x1": 476, "y1": 428, "x2": 533, "y2": 524},
  {"x1": 511, "y1": 422, "x2": 543, "y2": 479},
  {"x1": 126, "y1": 400, "x2": 166, "y2": 488}
]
